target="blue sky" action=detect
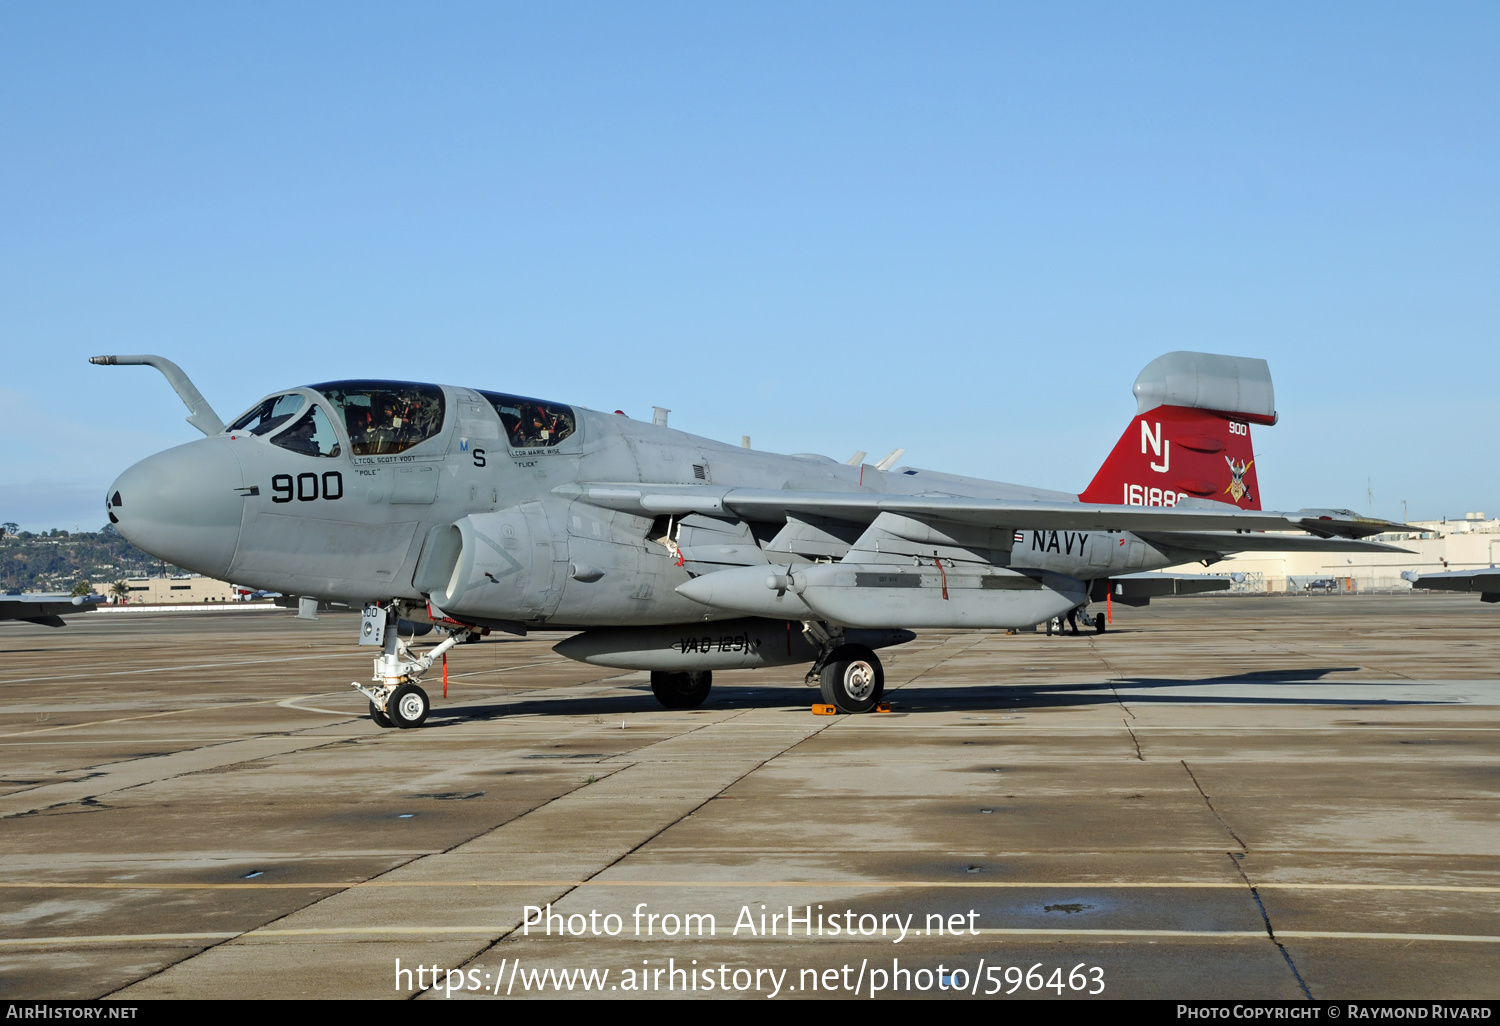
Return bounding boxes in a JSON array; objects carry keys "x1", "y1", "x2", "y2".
[{"x1": 3, "y1": 3, "x2": 1496, "y2": 531}]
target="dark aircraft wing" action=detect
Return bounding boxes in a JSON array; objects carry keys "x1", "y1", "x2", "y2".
[
  {"x1": 1097, "y1": 571, "x2": 1234, "y2": 607},
  {"x1": 1135, "y1": 531, "x2": 1410, "y2": 557},
  {"x1": 0, "y1": 594, "x2": 101, "y2": 627},
  {"x1": 560, "y1": 484, "x2": 1409, "y2": 540},
  {"x1": 1404, "y1": 568, "x2": 1500, "y2": 603}
]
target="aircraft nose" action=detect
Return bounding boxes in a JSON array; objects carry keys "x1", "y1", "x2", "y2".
[{"x1": 107, "y1": 438, "x2": 244, "y2": 578}]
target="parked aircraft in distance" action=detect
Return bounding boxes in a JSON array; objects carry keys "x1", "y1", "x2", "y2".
[
  {"x1": 0, "y1": 593, "x2": 100, "y2": 628},
  {"x1": 95, "y1": 351, "x2": 1409, "y2": 726},
  {"x1": 1404, "y1": 568, "x2": 1500, "y2": 604}
]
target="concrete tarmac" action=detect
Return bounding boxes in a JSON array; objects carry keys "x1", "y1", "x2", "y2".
[{"x1": 1, "y1": 595, "x2": 1496, "y2": 1000}]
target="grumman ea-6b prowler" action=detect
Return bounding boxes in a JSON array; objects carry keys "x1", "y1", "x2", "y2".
[{"x1": 96, "y1": 351, "x2": 1409, "y2": 727}]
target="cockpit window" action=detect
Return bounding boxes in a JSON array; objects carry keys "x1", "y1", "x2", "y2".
[
  {"x1": 311, "y1": 380, "x2": 446, "y2": 456},
  {"x1": 271, "y1": 405, "x2": 342, "y2": 458},
  {"x1": 477, "y1": 391, "x2": 576, "y2": 449},
  {"x1": 228, "y1": 393, "x2": 305, "y2": 436}
]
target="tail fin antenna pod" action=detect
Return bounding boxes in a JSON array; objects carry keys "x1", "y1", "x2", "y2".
[
  {"x1": 89, "y1": 355, "x2": 226, "y2": 436},
  {"x1": 1132, "y1": 351, "x2": 1277, "y2": 425},
  {"x1": 1080, "y1": 351, "x2": 1275, "y2": 511}
]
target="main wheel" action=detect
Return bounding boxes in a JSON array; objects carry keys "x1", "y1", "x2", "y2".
[
  {"x1": 369, "y1": 700, "x2": 395, "y2": 728},
  {"x1": 388, "y1": 683, "x2": 430, "y2": 728},
  {"x1": 650, "y1": 670, "x2": 712, "y2": 709},
  {"x1": 1094, "y1": 614, "x2": 1106, "y2": 634},
  {"x1": 819, "y1": 645, "x2": 884, "y2": 713}
]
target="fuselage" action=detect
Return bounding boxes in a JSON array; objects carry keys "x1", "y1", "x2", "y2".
[{"x1": 106, "y1": 379, "x2": 1183, "y2": 627}]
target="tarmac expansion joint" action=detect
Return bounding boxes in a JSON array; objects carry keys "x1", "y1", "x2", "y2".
[{"x1": 1228, "y1": 851, "x2": 1314, "y2": 1001}]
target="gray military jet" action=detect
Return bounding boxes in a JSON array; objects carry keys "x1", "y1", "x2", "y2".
[{"x1": 95, "y1": 351, "x2": 1408, "y2": 726}]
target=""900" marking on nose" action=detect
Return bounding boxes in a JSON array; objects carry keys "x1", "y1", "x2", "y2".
[{"x1": 271, "y1": 472, "x2": 344, "y2": 503}]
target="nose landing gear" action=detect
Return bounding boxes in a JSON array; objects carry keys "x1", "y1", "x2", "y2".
[{"x1": 352, "y1": 604, "x2": 473, "y2": 729}]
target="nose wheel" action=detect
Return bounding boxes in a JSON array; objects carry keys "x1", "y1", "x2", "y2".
[
  {"x1": 364, "y1": 683, "x2": 430, "y2": 728},
  {"x1": 387, "y1": 684, "x2": 430, "y2": 728}
]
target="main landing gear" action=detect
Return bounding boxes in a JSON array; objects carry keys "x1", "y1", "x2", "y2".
[
  {"x1": 640, "y1": 621, "x2": 888, "y2": 715},
  {"x1": 804, "y1": 621, "x2": 885, "y2": 714},
  {"x1": 1045, "y1": 607, "x2": 1106, "y2": 636},
  {"x1": 353, "y1": 605, "x2": 476, "y2": 729},
  {"x1": 819, "y1": 644, "x2": 885, "y2": 713},
  {"x1": 650, "y1": 670, "x2": 713, "y2": 709}
]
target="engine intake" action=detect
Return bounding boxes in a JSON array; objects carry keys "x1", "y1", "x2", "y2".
[{"x1": 414, "y1": 504, "x2": 565, "y2": 622}]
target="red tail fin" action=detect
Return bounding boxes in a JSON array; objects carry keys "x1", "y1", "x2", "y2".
[{"x1": 1078, "y1": 405, "x2": 1263, "y2": 510}]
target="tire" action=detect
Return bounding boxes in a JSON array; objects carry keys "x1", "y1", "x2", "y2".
[
  {"x1": 819, "y1": 645, "x2": 884, "y2": 713},
  {"x1": 369, "y1": 700, "x2": 395, "y2": 728},
  {"x1": 1095, "y1": 614, "x2": 1106, "y2": 635},
  {"x1": 650, "y1": 670, "x2": 712, "y2": 709},
  {"x1": 388, "y1": 683, "x2": 430, "y2": 728}
]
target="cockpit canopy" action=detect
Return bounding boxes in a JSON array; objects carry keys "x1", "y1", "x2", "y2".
[
  {"x1": 311, "y1": 380, "x2": 446, "y2": 456},
  {"x1": 227, "y1": 380, "x2": 578, "y2": 459},
  {"x1": 228, "y1": 393, "x2": 305, "y2": 436},
  {"x1": 477, "y1": 390, "x2": 576, "y2": 449},
  {"x1": 227, "y1": 391, "x2": 344, "y2": 458},
  {"x1": 274, "y1": 405, "x2": 342, "y2": 458}
]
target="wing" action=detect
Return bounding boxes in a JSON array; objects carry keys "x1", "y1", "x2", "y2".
[
  {"x1": 566, "y1": 484, "x2": 1414, "y2": 629},
  {"x1": 1101, "y1": 570, "x2": 1234, "y2": 607},
  {"x1": 1404, "y1": 568, "x2": 1500, "y2": 603},
  {"x1": 1136, "y1": 531, "x2": 1410, "y2": 557},
  {"x1": 559, "y1": 483, "x2": 1409, "y2": 540},
  {"x1": 0, "y1": 594, "x2": 100, "y2": 627}
]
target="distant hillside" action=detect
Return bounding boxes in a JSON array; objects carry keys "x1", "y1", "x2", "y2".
[{"x1": 0, "y1": 526, "x2": 187, "y2": 593}]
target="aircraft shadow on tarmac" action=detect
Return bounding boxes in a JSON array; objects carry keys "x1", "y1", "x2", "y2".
[
  {"x1": 419, "y1": 666, "x2": 1469, "y2": 725},
  {"x1": 877, "y1": 667, "x2": 1471, "y2": 712}
]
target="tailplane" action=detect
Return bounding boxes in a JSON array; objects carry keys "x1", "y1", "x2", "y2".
[{"x1": 1078, "y1": 352, "x2": 1275, "y2": 511}]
